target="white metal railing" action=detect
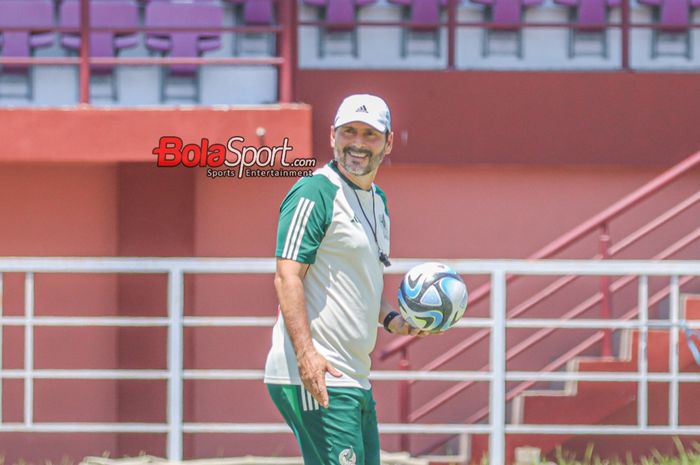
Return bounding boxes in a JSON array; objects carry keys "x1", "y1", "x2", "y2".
[{"x1": 0, "y1": 257, "x2": 699, "y2": 464}]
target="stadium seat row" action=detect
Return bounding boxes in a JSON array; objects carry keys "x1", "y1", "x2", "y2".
[
  {"x1": 1, "y1": 0, "x2": 697, "y2": 103},
  {"x1": 0, "y1": 0, "x2": 277, "y2": 102}
]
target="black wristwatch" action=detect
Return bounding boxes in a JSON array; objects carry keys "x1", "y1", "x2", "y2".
[{"x1": 383, "y1": 311, "x2": 401, "y2": 333}]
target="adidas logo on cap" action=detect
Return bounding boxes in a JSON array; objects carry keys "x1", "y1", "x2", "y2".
[{"x1": 334, "y1": 94, "x2": 392, "y2": 133}]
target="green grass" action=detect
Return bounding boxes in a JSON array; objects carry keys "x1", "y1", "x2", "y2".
[
  {"x1": 473, "y1": 438, "x2": 700, "y2": 465},
  {"x1": 3, "y1": 441, "x2": 700, "y2": 465},
  {"x1": 548, "y1": 439, "x2": 700, "y2": 465}
]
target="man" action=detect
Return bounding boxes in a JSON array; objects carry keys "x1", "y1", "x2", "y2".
[{"x1": 264, "y1": 94, "x2": 432, "y2": 465}]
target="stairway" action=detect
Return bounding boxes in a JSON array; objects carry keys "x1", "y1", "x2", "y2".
[{"x1": 469, "y1": 295, "x2": 700, "y2": 464}]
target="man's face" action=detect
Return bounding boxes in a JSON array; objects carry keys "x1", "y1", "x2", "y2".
[{"x1": 331, "y1": 122, "x2": 393, "y2": 177}]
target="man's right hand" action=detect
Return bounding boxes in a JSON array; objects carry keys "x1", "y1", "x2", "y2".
[
  {"x1": 275, "y1": 258, "x2": 343, "y2": 408},
  {"x1": 297, "y1": 349, "x2": 343, "y2": 408}
]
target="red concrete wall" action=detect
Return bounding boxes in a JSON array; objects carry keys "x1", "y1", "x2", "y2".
[
  {"x1": 0, "y1": 163, "x2": 120, "y2": 460},
  {"x1": 0, "y1": 106, "x2": 311, "y2": 163},
  {"x1": 188, "y1": 173, "x2": 295, "y2": 457},
  {"x1": 0, "y1": 106, "x2": 313, "y2": 463},
  {"x1": 298, "y1": 70, "x2": 700, "y2": 167},
  {"x1": 115, "y1": 164, "x2": 196, "y2": 456}
]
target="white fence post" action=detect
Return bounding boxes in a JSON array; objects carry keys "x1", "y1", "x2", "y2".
[
  {"x1": 0, "y1": 272, "x2": 3, "y2": 424},
  {"x1": 167, "y1": 270, "x2": 184, "y2": 461},
  {"x1": 669, "y1": 275, "x2": 680, "y2": 428},
  {"x1": 637, "y1": 276, "x2": 648, "y2": 429},
  {"x1": 489, "y1": 270, "x2": 507, "y2": 465},
  {"x1": 24, "y1": 272, "x2": 34, "y2": 427}
]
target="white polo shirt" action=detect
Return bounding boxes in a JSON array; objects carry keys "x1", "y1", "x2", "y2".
[{"x1": 264, "y1": 161, "x2": 390, "y2": 389}]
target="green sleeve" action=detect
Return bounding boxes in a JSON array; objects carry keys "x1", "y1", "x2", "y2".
[{"x1": 275, "y1": 175, "x2": 338, "y2": 264}]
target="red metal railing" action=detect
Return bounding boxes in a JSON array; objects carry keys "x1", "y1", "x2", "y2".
[
  {"x1": 79, "y1": 0, "x2": 90, "y2": 104},
  {"x1": 379, "y1": 150, "x2": 700, "y2": 451},
  {"x1": 466, "y1": 276, "x2": 696, "y2": 422},
  {"x1": 278, "y1": 0, "x2": 299, "y2": 106},
  {"x1": 422, "y1": 267, "x2": 698, "y2": 455},
  {"x1": 381, "y1": 151, "x2": 700, "y2": 361},
  {"x1": 0, "y1": 0, "x2": 297, "y2": 104},
  {"x1": 413, "y1": 226, "x2": 700, "y2": 422},
  {"x1": 447, "y1": 0, "x2": 458, "y2": 70}
]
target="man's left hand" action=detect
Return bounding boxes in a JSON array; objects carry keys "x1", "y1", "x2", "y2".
[{"x1": 387, "y1": 314, "x2": 438, "y2": 337}]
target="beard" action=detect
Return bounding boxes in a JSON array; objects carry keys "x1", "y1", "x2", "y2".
[{"x1": 335, "y1": 144, "x2": 386, "y2": 177}]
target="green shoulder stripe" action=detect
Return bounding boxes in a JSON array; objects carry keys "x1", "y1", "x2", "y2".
[
  {"x1": 374, "y1": 184, "x2": 390, "y2": 217},
  {"x1": 275, "y1": 174, "x2": 339, "y2": 264}
]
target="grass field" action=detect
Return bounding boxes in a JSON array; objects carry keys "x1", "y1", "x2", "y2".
[
  {"x1": 483, "y1": 439, "x2": 700, "y2": 465},
  {"x1": 3, "y1": 441, "x2": 700, "y2": 465},
  {"x1": 548, "y1": 442, "x2": 700, "y2": 465}
]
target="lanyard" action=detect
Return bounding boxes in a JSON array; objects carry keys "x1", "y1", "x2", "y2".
[{"x1": 352, "y1": 188, "x2": 391, "y2": 267}]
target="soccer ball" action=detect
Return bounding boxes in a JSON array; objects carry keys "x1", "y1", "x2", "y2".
[{"x1": 397, "y1": 262, "x2": 468, "y2": 333}]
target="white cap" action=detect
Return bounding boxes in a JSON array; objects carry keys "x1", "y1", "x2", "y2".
[{"x1": 333, "y1": 94, "x2": 391, "y2": 133}]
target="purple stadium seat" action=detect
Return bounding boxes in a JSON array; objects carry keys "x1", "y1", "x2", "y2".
[
  {"x1": 470, "y1": 0, "x2": 544, "y2": 57},
  {"x1": 472, "y1": 0, "x2": 542, "y2": 25},
  {"x1": 226, "y1": 0, "x2": 276, "y2": 55},
  {"x1": 0, "y1": 0, "x2": 54, "y2": 100},
  {"x1": 302, "y1": 0, "x2": 377, "y2": 58},
  {"x1": 59, "y1": 0, "x2": 139, "y2": 100},
  {"x1": 388, "y1": 0, "x2": 457, "y2": 57},
  {"x1": 59, "y1": 1, "x2": 140, "y2": 70},
  {"x1": 243, "y1": 0, "x2": 275, "y2": 25},
  {"x1": 554, "y1": 0, "x2": 620, "y2": 58},
  {"x1": 144, "y1": 1, "x2": 224, "y2": 102},
  {"x1": 640, "y1": 0, "x2": 700, "y2": 28},
  {"x1": 555, "y1": 0, "x2": 619, "y2": 30},
  {"x1": 388, "y1": 0, "x2": 452, "y2": 28},
  {"x1": 638, "y1": 0, "x2": 700, "y2": 58}
]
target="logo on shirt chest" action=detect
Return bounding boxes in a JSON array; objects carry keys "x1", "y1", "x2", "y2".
[{"x1": 339, "y1": 448, "x2": 356, "y2": 465}]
